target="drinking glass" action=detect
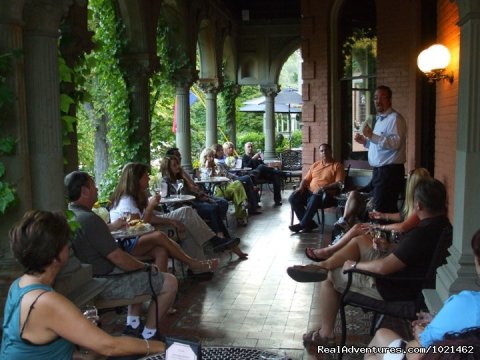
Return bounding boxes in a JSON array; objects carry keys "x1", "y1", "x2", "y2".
[
  {"x1": 207, "y1": 168, "x2": 213, "y2": 177},
  {"x1": 160, "y1": 181, "x2": 168, "y2": 197},
  {"x1": 176, "y1": 179, "x2": 184, "y2": 198},
  {"x1": 122, "y1": 211, "x2": 132, "y2": 223},
  {"x1": 81, "y1": 305, "x2": 99, "y2": 326}
]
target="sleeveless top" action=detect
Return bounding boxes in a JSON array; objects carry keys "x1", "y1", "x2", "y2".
[{"x1": 0, "y1": 278, "x2": 74, "y2": 360}]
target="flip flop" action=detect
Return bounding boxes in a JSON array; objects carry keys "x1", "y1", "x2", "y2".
[
  {"x1": 305, "y1": 248, "x2": 327, "y2": 262},
  {"x1": 286, "y1": 265, "x2": 328, "y2": 283}
]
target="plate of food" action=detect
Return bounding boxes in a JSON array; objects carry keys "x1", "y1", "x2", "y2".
[{"x1": 111, "y1": 220, "x2": 155, "y2": 239}]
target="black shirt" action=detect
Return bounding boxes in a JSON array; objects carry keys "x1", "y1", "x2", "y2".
[{"x1": 376, "y1": 215, "x2": 451, "y2": 300}]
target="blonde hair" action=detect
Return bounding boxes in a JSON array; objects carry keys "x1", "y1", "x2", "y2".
[
  {"x1": 403, "y1": 168, "x2": 431, "y2": 218},
  {"x1": 200, "y1": 148, "x2": 215, "y2": 168},
  {"x1": 223, "y1": 141, "x2": 234, "y2": 151}
]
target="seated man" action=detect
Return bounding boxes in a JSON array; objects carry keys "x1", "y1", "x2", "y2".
[
  {"x1": 65, "y1": 171, "x2": 178, "y2": 341},
  {"x1": 242, "y1": 142, "x2": 283, "y2": 206},
  {"x1": 288, "y1": 143, "x2": 345, "y2": 233},
  {"x1": 286, "y1": 178, "x2": 451, "y2": 346}
]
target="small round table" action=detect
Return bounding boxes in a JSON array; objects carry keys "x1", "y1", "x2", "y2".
[
  {"x1": 160, "y1": 194, "x2": 196, "y2": 205},
  {"x1": 194, "y1": 176, "x2": 230, "y2": 195}
]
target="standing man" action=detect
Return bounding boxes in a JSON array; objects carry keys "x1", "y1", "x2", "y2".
[
  {"x1": 354, "y1": 85, "x2": 406, "y2": 214},
  {"x1": 242, "y1": 142, "x2": 283, "y2": 206},
  {"x1": 289, "y1": 144, "x2": 345, "y2": 233}
]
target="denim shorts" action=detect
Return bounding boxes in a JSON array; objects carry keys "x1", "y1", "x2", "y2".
[{"x1": 118, "y1": 236, "x2": 139, "y2": 253}]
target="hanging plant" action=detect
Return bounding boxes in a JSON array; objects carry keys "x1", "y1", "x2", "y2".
[{"x1": 342, "y1": 28, "x2": 377, "y2": 78}]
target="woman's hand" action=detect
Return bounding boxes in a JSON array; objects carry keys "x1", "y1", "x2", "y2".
[
  {"x1": 108, "y1": 218, "x2": 127, "y2": 231},
  {"x1": 148, "y1": 194, "x2": 160, "y2": 208},
  {"x1": 369, "y1": 210, "x2": 385, "y2": 220}
]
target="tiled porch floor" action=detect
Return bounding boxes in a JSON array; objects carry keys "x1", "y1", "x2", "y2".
[{"x1": 101, "y1": 188, "x2": 410, "y2": 359}]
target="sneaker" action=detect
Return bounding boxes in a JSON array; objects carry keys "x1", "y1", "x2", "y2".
[
  {"x1": 123, "y1": 323, "x2": 143, "y2": 337},
  {"x1": 333, "y1": 217, "x2": 350, "y2": 232},
  {"x1": 142, "y1": 332, "x2": 165, "y2": 342}
]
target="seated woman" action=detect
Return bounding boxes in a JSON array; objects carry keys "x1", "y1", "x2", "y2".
[
  {"x1": 0, "y1": 210, "x2": 164, "y2": 359},
  {"x1": 201, "y1": 147, "x2": 248, "y2": 225},
  {"x1": 222, "y1": 141, "x2": 238, "y2": 168},
  {"x1": 365, "y1": 229, "x2": 480, "y2": 360},
  {"x1": 305, "y1": 168, "x2": 431, "y2": 261},
  {"x1": 161, "y1": 155, "x2": 248, "y2": 260},
  {"x1": 109, "y1": 162, "x2": 219, "y2": 274},
  {"x1": 214, "y1": 143, "x2": 261, "y2": 214}
]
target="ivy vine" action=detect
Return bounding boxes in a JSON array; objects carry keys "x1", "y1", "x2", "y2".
[
  {"x1": 76, "y1": 0, "x2": 132, "y2": 199},
  {"x1": 0, "y1": 51, "x2": 18, "y2": 214}
]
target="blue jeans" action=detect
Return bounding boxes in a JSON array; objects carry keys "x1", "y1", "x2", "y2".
[
  {"x1": 192, "y1": 196, "x2": 230, "y2": 236},
  {"x1": 289, "y1": 189, "x2": 336, "y2": 227}
]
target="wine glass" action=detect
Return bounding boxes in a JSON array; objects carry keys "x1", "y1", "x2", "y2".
[
  {"x1": 207, "y1": 167, "x2": 213, "y2": 177},
  {"x1": 122, "y1": 211, "x2": 132, "y2": 223},
  {"x1": 176, "y1": 179, "x2": 184, "y2": 198},
  {"x1": 81, "y1": 305, "x2": 99, "y2": 326},
  {"x1": 152, "y1": 178, "x2": 161, "y2": 195}
]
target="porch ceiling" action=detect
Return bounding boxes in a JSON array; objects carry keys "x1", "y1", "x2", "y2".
[{"x1": 219, "y1": 0, "x2": 300, "y2": 21}]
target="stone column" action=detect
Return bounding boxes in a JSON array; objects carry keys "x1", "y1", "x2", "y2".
[
  {"x1": 23, "y1": 0, "x2": 73, "y2": 210},
  {"x1": 423, "y1": 0, "x2": 480, "y2": 312},
  {"x1": 174, "y1": 68, "x2": 197, "y2": 171},
  {"x1": 199, "y1": 79, "x2": 221, "y2": 147},
  {"x1": 121, "y1": 54, "x2": 152, "y2": 164},
  {"x1": 224, "y1": 84, "x2": 241, "y2": 147},
  {"x1": 261, "y1": 84, "x2": 279, "y2": 160},
  {"x1": 0, "y1": 0, "x2": 29, "y2": 318}
]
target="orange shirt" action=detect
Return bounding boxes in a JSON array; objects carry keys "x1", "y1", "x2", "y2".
[{"x1": 303, "y1": 161, "x2": 345, "y2": 193}]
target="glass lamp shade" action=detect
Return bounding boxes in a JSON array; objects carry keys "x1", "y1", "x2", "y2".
[
  {"x1": 417, "y1": 44, "x2": 451, "y2": 73},
  {"x1": 417, "y1": 49, "x2": 431, "y2": 73}
]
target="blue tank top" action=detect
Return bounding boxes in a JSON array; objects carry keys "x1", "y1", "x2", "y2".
[{"x1": 0, "y1": 278, "x2": 74, "y2": 360}]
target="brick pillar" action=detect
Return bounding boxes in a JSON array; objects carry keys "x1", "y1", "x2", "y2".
[{"x1": 423, "y1": 0, "x2": 480, "y2": 312}]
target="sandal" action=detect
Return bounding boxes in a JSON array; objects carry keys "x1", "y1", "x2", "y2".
[
  {"x1": 303, "y1": 329, "x2": 335, "y2": 346},
  {"x1": 167, "y1": 307, "x2": 177, "y2": 315},
  {"x1": 305, "y1": 248, "x2": 327, "y2": 262},
  {"x1": 191, "y1": 258, "x2": 219, "y2": 273}
]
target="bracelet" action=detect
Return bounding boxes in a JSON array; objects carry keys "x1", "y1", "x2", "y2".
[
  {"x1": 382, "y1": 225, "x2": 386, "y2": 231},
  {"x1": 144, "y1": 339, "x2": 150, "y2": 356},
  {"x1": 143, "y1": 263, "x2": 151, "y2": 272}
]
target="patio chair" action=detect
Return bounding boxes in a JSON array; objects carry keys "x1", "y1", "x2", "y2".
[
  {"x1": 337, "y1": 225, "x2": 453, "y2": 359},
  {"x1": 280, "y1": 149, "x2": 302, "y2": 184}
]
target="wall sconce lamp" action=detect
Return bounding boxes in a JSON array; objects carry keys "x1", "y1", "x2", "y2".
[{"x1": 417, "y1": 44, "x2": 454, "y2": 83}]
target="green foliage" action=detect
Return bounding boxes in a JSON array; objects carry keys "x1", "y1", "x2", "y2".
[
  {"x1": 76, "y1": 0, "x2": 131, "y2": 199},
  {"x1": 237, "y1": 132, "x2": 265, "y2": 155},
  {"x1": 235, "y1": 85, "x2": 263, "y2": 134},
  {"x1": 66, "y1": 209, "x2": 81, "y2": 234},
  {"x1": 279, "y1": 49, "x2": 301, "y2": 89},
  {"x1": 342, "y1": 28, "x2": 377, "y2": 78},
  {"x1": 0, "y1": 51, "x2": 18, "y2": 214}
]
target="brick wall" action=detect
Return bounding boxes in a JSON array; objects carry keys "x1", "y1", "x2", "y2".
[
  {"x1": 435, "y1": 0, "x2": 459, "y2": 221},
  {"x1": 300, "y1": 0, "x2": 334, "y2": 171}
]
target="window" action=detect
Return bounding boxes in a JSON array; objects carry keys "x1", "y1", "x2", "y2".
[{"x1": 338, "y1": 0, "x2": 376, "y2": 161}]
